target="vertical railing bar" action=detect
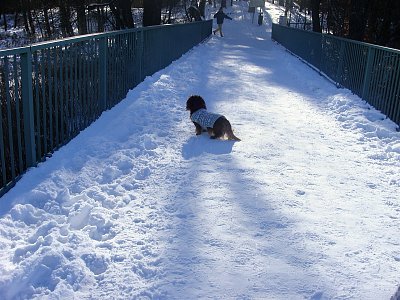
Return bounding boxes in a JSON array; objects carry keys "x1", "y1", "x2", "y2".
[
  {"x1": 376, "y1": 50, "x2": 387, "y2": 110},
  {"x1": 75, "y1": 43, "x2": 79, "y2": 134},
  {"x1": 92, "y1": 41, "x2": 96, "y2": 119},
  {"x1": 58, "y1": 45, "x2": 64, "y2": 143},
  {"x1": 127, "y1": 33, "x2": 131, "y2": 89},
  {"x1": 0, "y1": 90, "x2": 7, "y2": 185},
  {"x1": 389, "y1": 55, "x2": 400, "y2": 125},
  {"x1": 78, "y1": 44, "x2": 83, "y2": 129},
  {"x1": 123, "y1": 34, "x2": 126, "y2": 96},
  {"x1": 130, "y1": 32, "x2": 135, "y2": 87},
  {"x1": 355, "y1": 44, "x2": 363, "y2": 92},
  {"x1": 13, "y1": 55, "x2": 23, "y2": 174},
  {"x1": 351, "y1": 44, "x2": 358, "y2": 92},
  {"x1": 375, "y1": 50, "x2": 385, "y2": 109},
  {"x1": 115, "y1": 37, "x2": 118, "y2": 102},
  {"x1": 122, "y1": 34, "x2": 126, "y2": 95},
  {"x1": 99, "y1": 37, "x2": 107, "y2": 112},
  {"x1": 71, "y1": 45, "x2": 75, "y2": 136},
  {"x1": 88, "y1": 41, "x2": 94, "y2": 120},
  {"x1": 139, "y1": 29, "x2": 144, "y2": 82},
  {"x1": 41, "y1": 50, "x2": 48, "y2": 155},
  {"x1": 54, "y1": 47, "x2": 60, "y2": 146},
  {"x1": 65, "y1": 46, "x2": 71, "y2": 137},
  {"x1": 90, "y1": 39, "x2": 94, "y2": 121},
  {"x1": 369, "y1": 49, "x2": 380, "y2": 107},
  {"x1": 126, "y1": 33, "x2": 129, "y2": 91},
  {"x1": 114, "y1": 37, "x2": 117, "y2": 103},
  {"x1": 33, "y1": 52, "x2": 42, "y2": 159},
  {"x1": 108, "y1": 37, "x2": 112, "y2": 105},
  {"x1": 84, "y1": 43, "x2": 89, "y2": 124},
  {"x1": 73, "y1": 44, "x2": 79, "y2": 130},
  {"x1": 86, "y1": 44, "x2": 92, "y2": 118},
  {"x1": 20, "y1": 49, "x2": 36, "y2": 168},
  {"x1": 351, "y1": 44, "x2": 359, "y2": 91},
  {"x1": 113, "y1": 36, "x2": 117, "y2": 102},
  {"x1": 347, "y1": 44, "x2": 356, "y2": 91},
  {"x1": 95, "y1": 40, "x2": 99, "y2": 116},
  {"x1": 355, "y1": 45, "x2": 365, "y2": 93},
  {"x1": 4, "y1": 57, "x2": 16, "y2": 179},
  {"x1": 46, "y1": 48, "x2": 53, "y2": 150},
  {"x1": 362, "y1": 47, "x2": 375, "y2": 104},
  {"x1": 73, "y1": 44, "x2": 78, "y2": 135},
  {"x1": 389, "y1": 55, "x2": 400, "y2": 122},
  {"x1": 70, "y1": 45, "x2": 76, "y2": 136},
  {"x1": 382, "y1": 53, "x2": 396, "y2": 117},
  {"x1": 109, "y1": 38, "x2": 114, "y2": 105},
  {"x1": 124, "y1": 34, "x2": 128, "y2": 95}
]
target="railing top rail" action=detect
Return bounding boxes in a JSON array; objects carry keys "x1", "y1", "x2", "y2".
[
  {"x1": 273, "y1": 23, "x2": 400, "y2": 55},
  {"x1": 0, "y1": 20, "x2": 212, "y2": 54}
]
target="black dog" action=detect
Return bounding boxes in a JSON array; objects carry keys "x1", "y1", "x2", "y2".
[{"x1": 186, "y1": 95, "x2": 240, "y2": 141}]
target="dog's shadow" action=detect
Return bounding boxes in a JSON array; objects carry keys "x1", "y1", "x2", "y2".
[{"x1": 182, "y1": 135, "x2": 236, "y2": 160}]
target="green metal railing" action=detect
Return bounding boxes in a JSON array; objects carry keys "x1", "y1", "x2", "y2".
[
  {"x1": 0, "y1": 20, "x2": 212, "y2": 196},
  {"x1": 272, "y1": 23, "x2": 400, "y2": 127}
]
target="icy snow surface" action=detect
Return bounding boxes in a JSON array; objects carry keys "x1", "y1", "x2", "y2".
[{"x1": 0, "y1": 2, "x2": 399, "y2": 299}]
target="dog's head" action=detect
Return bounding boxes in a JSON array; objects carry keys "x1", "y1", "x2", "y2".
[{"x1": 186, "y1": 95, "x2": 207, "y2": 114}]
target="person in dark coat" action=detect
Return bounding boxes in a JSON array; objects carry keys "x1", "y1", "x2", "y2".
[{"x1": 213, "y1": 7, "x2": 232, "y2": 37}]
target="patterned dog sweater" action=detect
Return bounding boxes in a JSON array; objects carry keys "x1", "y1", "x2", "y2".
[{"x1": 191, "y1": 108, "x2": 222, "y2": 130}]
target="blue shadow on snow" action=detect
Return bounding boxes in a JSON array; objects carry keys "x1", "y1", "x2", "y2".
[{"x1": 182, "y1": 135, "x2": 236, "y2": 160}]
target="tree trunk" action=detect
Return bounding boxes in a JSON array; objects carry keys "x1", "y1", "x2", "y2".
[
  {"x1": 311, "y1": 0, "x2": 321, "y2": 33},
  {"x1": 27, "y1": 5, "x2": 35, "y2": 35},
  {"x1": 199, "y1": 0, "x2": 206, "y2": 17},
  {"x1": 109, "y1": 3, "x2": 124, "y2": 29},
  {"x1": 42, "y1": 7, "x2": 52, "y2": 38},
  {"x1": 2, "y1": 14, "x2": 7, "y2": 31},
  {"x1": 349, "y1": 0, "x2": 368, "y2": 41},
  {"x1": 96, "y1": 7, "x2": 105, "y2": 32},
  {"x1": 22, "y1": 9, "x2": 32, "y2": 36},
  {"x1": 119, "y1": 0, "x2": 134, "y2": 28},
  {"x1": 59, "y1": 1, "x2": 74, "y2": 37},
  {"x1": 75, "y1": 1, "x2": 88, "y2": 35},
  {"x1": 143, "y1": 0, "x2": 162, "y2": 26}
]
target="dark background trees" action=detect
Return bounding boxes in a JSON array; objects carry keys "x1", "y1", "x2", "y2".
[
  {"x1": 0, "y1": 0, "x2": 399, "y2": 50},
  {"x1": 0, "y1": 0, "x2": 210, "y2": 47},
  {"x1": 304, "y1": 0, "x2": 400, "y2": 49}
]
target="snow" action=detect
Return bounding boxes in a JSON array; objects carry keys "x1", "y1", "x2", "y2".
[{"x1": 1, "y1": 1, "x2": 400, "y2": 299}]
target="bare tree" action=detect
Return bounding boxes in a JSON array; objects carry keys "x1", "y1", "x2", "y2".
[
  {"x1": 143, "y1": 0, "x2": 162, "y2": 26},
  {"x1": 72, "y1": 0, "x2": 88, "y2": 35},
  {"x1": 311, "y1": 0, "x2": 321, "y2": 32},
  {"x1": 109, "y1": 0, "x2": 135, "y2": 29}
]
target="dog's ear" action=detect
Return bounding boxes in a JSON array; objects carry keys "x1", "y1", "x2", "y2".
[
  {"x1": 186, "y1": 96, "x2": 194, "y2": 110},
  {"x1": 187, "y1": 95, "x2": 206, "y2": 112},
  {"x1": 201, "y1": 98, "x2": 206, "y2": 110}
]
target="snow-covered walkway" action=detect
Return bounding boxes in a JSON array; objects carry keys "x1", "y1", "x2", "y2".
[{"x1": 1, "y1": 2, "x2": 399, "y2": 299}]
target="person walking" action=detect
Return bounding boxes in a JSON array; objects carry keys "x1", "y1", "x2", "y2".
[{"x1": 213, "y1": 7, "x2": 232, "y2": 37}]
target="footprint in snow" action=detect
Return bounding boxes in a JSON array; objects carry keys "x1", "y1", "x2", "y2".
[
  {"x1": 135, "y1": 167, "x2": 151, "y2": 180},
  {"x1": 81, "y1": 253, "x2": 109, "y2": 275}
]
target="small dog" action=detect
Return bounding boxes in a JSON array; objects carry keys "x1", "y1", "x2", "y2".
[{"x1": 186, "y1": 95, "x2": 240, "y2": 141}]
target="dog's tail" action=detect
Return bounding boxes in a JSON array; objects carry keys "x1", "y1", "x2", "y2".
[{"x1": 227, "y1": 131, "x2": 241, "y2": 141}]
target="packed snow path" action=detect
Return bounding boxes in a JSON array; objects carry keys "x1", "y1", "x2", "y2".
[{"x1": 1, "y1": 2, "x2": 400, "y2": 299}]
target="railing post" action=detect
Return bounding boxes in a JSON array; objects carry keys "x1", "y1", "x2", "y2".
[
  {"x1": 362, "y1": 47, "x2": 375, "y2": 101},
  {"x1": 139, "y1": 29, "x2": 144, "y2": 82},
  {"x1": 99, "y1": 37, "x2": 107, "y2": 110},
  {"x1": 20, "y1": 49, "x2": 36, "y2": 168},
  {"x1": 335, "y1": 40, "x2": 345, "y2": 87}
]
